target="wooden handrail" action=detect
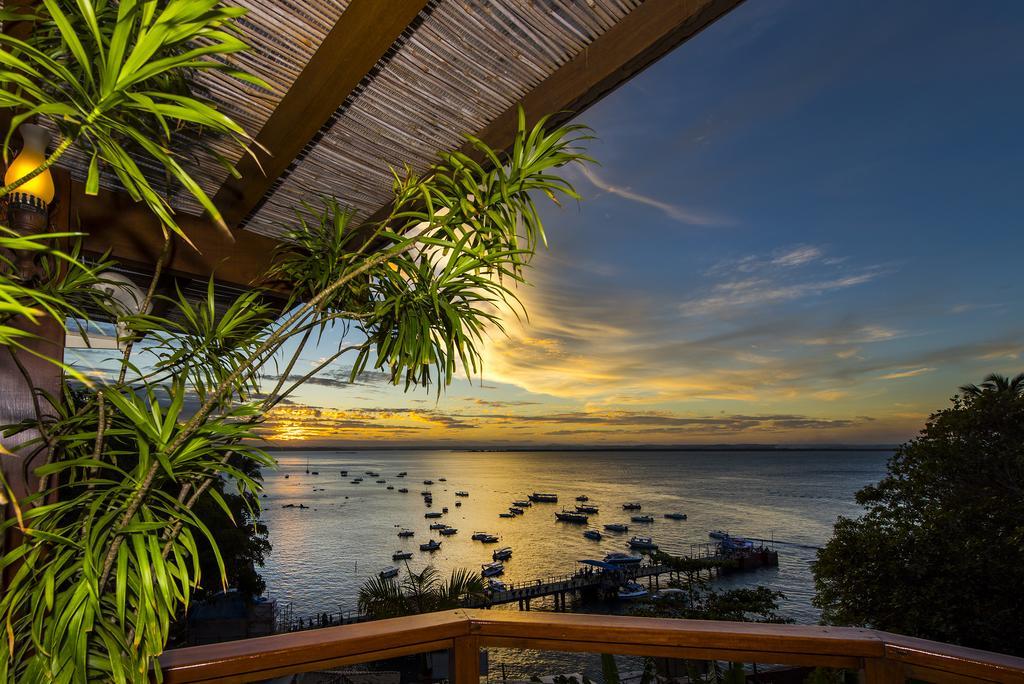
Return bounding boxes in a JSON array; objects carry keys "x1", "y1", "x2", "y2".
[{"x1": 158, "y1": 609, "x2": 1024, "y2": 684}]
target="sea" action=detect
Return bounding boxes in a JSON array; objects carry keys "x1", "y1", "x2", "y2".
[{"x1": 256, "y1": 449, "x2": 890, "y2": 678}]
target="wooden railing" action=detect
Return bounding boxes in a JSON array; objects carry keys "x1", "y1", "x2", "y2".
[{"x1": 159, "y1": 609, "x2": 1024, "y2": 683}]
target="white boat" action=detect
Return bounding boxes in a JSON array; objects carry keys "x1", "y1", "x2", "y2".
[
  {"x1": 420, "y1": 539, "x2": 442, "y2": 552},
  {"x1": 492, "y1": 547, "x2": 512, "y2": 561},
  {"x1": 379, "y1": 566, "x2": 399, "y2": 579},
  {"x1": 628, "y1": 536, "x2": 658, "y2": 550},
  {"x1": 603, "y1": 523, "x2": 629, "y2": 532},
  {"x1": 481, "y1": 561, "x2": 505, "y2": 577},
  {"x1": 439, "y1": 527, "x2": 458, "y2": 536},
  {"x1": 630, "y1": 515, "x2": 654, "y2": 523},
  {"x1": 604, "y1": 552, "x2": 642, "y2": 565},
  {"x1": 617, "y1": 581, "x2": 648, "y2": 599},
  {"x1": 429, "y1": 522, "x2": 448, "y2": 530},
  {"x1": 583, "y1": 530, "x2": 602, "y2": 541},
  {"x1": 425, "y1": 512, "x2": 443, "y2": 519},
  {"x1": 529, "y1": 492, "x2": 558, "y2": 503},
  {"x1": 664, "y1": 512, "x2": 687, "y2": 520},
  {"x1": 622, "y1": 502, "x2": 642, "y2": 510},
  {"x1": 397, "y1": 529, "x2": 414, "y2": 538},
  {"x1": 392, "y1": 551, "x2": 412, "y2": 560}
]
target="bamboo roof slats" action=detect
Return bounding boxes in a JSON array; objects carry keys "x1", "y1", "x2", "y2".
[{"x1": 241, "y1": 0, "x2": 642, "y2": 237}]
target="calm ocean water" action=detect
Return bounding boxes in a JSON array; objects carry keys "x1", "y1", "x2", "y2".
[{"x1": 257, "y1": 448, "x2": 889, "y2": 636}]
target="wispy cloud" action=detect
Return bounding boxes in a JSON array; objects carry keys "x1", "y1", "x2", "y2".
[
  {"x1": 577, "y1": 165, "x2": 728, "y2": 226},
  {"x1": 679, "y1": 272, "x2": 878, "y2": 317},
  {"x1": 880, "y1": 367, "x2": 935, "y2": 380},
  {"x1": 771, "y1": 246, "x2": 823, "y2": 267}
]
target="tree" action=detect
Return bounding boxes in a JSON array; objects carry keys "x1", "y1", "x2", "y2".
[
  {"x1": 357, "y1": 565, "x2": 484, "y2": 619},
  {"x1": 0, "y1": 2, "x2": 592, "y2": 681},
  {"x1": 813, "y1": 373, "x2": 1024, "y2": 655}
]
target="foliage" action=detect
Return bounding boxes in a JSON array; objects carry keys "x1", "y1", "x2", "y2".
[
  {"x1": 357, "y1": 565, "x2": 485, "y2": 619},
  {"x1": 813, "y1": 373, "x2": 1024, "y2": 656},
  {"x1": 1, "y1": 102, "x2": 590, "y2": 683},
  {"x1": 0, "y1": 0, "x2": 266, "y2": 239}
]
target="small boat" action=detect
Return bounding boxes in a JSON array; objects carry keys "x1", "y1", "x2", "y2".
[
  {"x1": 529, "y1": 492, "x2": 558, "y2": 503},
  {"x1": 420, "y1": 490, "x2": 432, "y2": 496},
  {"x1": 509, "y1": 507, "x2": 524, "y2": 515},
  {"x1": 487, "y1": 578, "x2": 507, "y2": 592},
  {"x1": 392, "y1": 551, "x2": 412, "y2": 560},
  {"x1": 455, "y1": 491, "x2": 469, "y2": 497},
  {"x1": 555, "y1": 510, "x2": 588, "y2": 524},
  {"x1": 425, "y1": 512, "x2": 443, "y2": 519},
  {"x1": 350, "y1": 479, "x2": 362, "y2": 484},
  {"x1": 398, "y1": 529, "x2": 415, "y2": 538},
  {"x1": 471, "y1": 531, "x2": 490, "y2": 541},
  {"x1": 429, "y1": 522, "x2": 448, "y2": 530},
  {"x1": 512, "y1": 500, "x2": 532, "y2": 507},
  {"x1": 311, "y1": 471, "x2": 319, "y2": 475},
  {"x1": 664, "y1": 512, "x2": 687, "y2": 520},
  {"x1": 480, "y1": 534, "x2": 500, "y2": 543},
  {"x1": 387, "y1": 485, "x2": 394, "y2": 490},
  {"x1": 498, "y1": 512, "x2": 514, "y2": 518},
  {"x1": 423, "y1": 480, "x2": 434, "y2": 485},
  {"x1": 420, "y1": 539, "x2": 442, "y2": 552},
  {"x1": 575, "y1": 505, "x2": 599, "y2": 514},
  {"x1": 583, "y1": 530, "x2": 602, "y2": 541},
  {"x1": 442, "y1": 507, "x2": 449, "y2": 513},
  {"x1": 604, "y1": 552, "x2": 643, "y2": 565},
  {"x1": 455, "y1": 501, "x2": 462, "y2": 507},
  {"x1": 376, "y1": 479, "x2": 386, "y2": 484},
  {"x1": 380, "y1": 566, "x2": 400, "y2": 579},
  {"x1": 622, "y1": 502, "x2": 642, "y2": 510},
  {"x1": 439, "y1": 527, "x2": 458, "y2": 536},
  {"x1": 709, "y1": 530, "x2": 729, "y2": 540},
  {"x1": 617, "y1": 581, "x2": 648, "y2": 600},
  {"x1": 396, "y1": 472, "x2": 407, "y2": 477},
  {"x1": 481, "y1": 561, "x2": 504, "y2": 577},
  {"x1": 438, "y1": 477, "x2": 447, "y2": 482},
  {"x1": 339, "y1": 470, "x2": 347, "y2": 476},
  {"x1": 575, "y1": 495, "x2": 589, "y2": 502},
  {"x1": 492, "y1": 547, "x2": 512, "y2": 561},
  {"x1": 631, "y1": 515, "x2": 654, "y2": 523},
  {"x1": 398, "y1": 488, "x2": 408, "y2": 493},
  {"x1": 284, "y1": 474, "x2": 289, "y2": 479},
  {"x1": 629, "y1": 536, "x2": 659, "y2": 550}
]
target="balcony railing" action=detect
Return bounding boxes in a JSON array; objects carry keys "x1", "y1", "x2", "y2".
[{"x1": 159, "y1": 609, "x2": 1024, "y2": 683}]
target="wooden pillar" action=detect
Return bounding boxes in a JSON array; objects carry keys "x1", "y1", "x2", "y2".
[
  {"x1": 450, "y1": 636, "x2": 481, "y2": 684},
  {"x1": 862, "y1": 658, "x2": 904, "y2": 683},
  {"x1": 1, "y1": 169, "x2": 70, "y2": 588}
]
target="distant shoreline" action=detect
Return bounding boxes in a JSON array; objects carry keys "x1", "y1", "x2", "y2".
[{"x1": 261, "y1": 444, "x2": 896, "y2": 452}]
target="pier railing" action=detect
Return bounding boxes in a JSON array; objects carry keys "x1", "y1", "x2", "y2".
[{"x1": 159, "y1": 609, "x2": 1024, "y2": 683}]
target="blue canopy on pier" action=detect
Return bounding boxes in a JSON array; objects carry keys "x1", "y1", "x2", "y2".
[{"x1": 577, "y1": 559, "x2": 619, "y2": 571}]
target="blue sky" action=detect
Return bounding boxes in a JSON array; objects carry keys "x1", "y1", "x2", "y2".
[{"x1": 71, "y1": 0, "x2": 1024, "y2": 446}]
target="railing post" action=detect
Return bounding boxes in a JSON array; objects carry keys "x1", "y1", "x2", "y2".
[
  {"x1": 862, "y1": 657, "x2": 904, "y2": 683},
  {"x1": 451, "y1": 635, "x2": 480, "y2": 684}
]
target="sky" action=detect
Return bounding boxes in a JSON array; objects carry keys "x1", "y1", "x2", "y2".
[{"x1": 72, "y1": 0, "x2": 1024, "y2": 447}]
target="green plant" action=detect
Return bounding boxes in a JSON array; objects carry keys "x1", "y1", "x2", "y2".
[
  {"x1": 1, "y1": 108, "x2": 590, "y2": 682},
  {"x1": 357, "y1": 565, "x2": 485, "y2": 619},
  {"x1": 813, "y1": 373, "x2": 1024, "y2": 656},
  {"x1": 0, "y1": 0, "x2": 266, "y2": 240}
]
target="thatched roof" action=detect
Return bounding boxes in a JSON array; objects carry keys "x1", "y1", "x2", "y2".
[{"x1": 62, "y1": 0, "x2": 743, "y2": 287}]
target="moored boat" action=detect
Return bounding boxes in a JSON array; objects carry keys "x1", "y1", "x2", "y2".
[
  {"x1": 603, "y1": 523, "x2": 629, "y2": 532},
  {"x1": 583, "y1": 530, "x2": 602, "y2": 541},
  {"x1": 487, "y1": 578, "x2": 507, "y2": 592},
  {"x1": 398, "y1": 529, "x2": 414, "y2": 537},
  {"x1": 481, "y1": 561, "x2": 504, "y2": 577},
  {"x1": 439, "y1": 527, "x2": 458, "y2": 536},
  {"x1": 420, "y1": 539, "x2": 442, "y2": 552},
  {"x1": 398, "y1": 488, "x2": 408, "y2": 493},
  {"x1": 509, "y1": 507, "x2": 524, "y2": 515},
  {"x1": 631, "y1": 514, "x2": 654, "y2": 523},
  {"x1": 492, "y1": 547, "x2": 512, "y2": 561},
  {"x1": 555, "y1": 510, "x2": 588, "y2": 524},
  {"x1": 379, "y1": 566, "x2": 399, "y2": 579},
  {"x1": 617, "y1": 581, "x2": 648, "y2": 599},
  {"x1": 429, "y1": 522, "x2": 448, "y2": 530},
  {"x1": 628, "y1": 536, "x2": 658, "y2": 550},
  {"x1": 392, "y1": 551, "x2": 412, "y2": 560},
  {"x1": 604, "y1": 552, "x2": 642, "y2": 565},
  {"x1": 396, "y1": 472, "x2": 407, "y2": 477},
  {"x1": 529, "y1": 492, "x2": 558, "y2": 503},
  {"x1": 455, "y1": 491, "x2": 469, "y2": 497},
  {"x1": 471, "y1": 531, "x2": 490, "y2": 540},
  {"x1": 575, "y1": 504, "x2": 599, "y2": 514},
  {"x1": 709, "y1": 530, "x2": 729, "y2": 540},
  {"x1": 575, "y1": 495, "x2": 589, "y2": 502},
  {"x1": 423, "y1": 480, "x2": 434, "y2": 485},
  {"x1": 664, "y1": 512, "x2": 687, "y2": 520},
  {"x1": 622, "y1": 502, "x2": 642, "y2": 510},
  {"x1": 498, "y1": 512, "x2": 514, "y2": 518},
  {"x1": 425, "y1": 512, "x2": 443, "y2": 519},
  {"x1": 512, "y1": 500, "x2": 532, "y2": 507}
]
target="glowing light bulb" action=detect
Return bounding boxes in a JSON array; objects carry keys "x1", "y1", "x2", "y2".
[{"x1": 4, "y1": 123, "x2": 55, "y2": 207}]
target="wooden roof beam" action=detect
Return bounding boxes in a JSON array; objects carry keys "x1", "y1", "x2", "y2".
[{"x1": 211, "y1": 0, "x2": 432, "y2": 230}]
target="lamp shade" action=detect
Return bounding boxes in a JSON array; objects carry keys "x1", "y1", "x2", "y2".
[{"x1": 4, "y1": 123, "x2": 55, "y2": 206}]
